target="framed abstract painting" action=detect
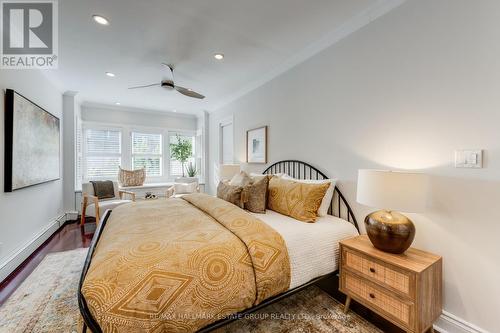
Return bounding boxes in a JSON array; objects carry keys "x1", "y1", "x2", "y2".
[
  {"x1": 246, "y1": 126, "x2": 267, "y2": 164},
  {"x1": 4, "y1": 89, "x2": 60, "y2": 192}
]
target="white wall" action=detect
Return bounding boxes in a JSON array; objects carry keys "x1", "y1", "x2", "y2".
[
  {"x1": 0, "y1": 70, "x2": 64, "y2": 277},
  {"x1": 209, "y1": 1, "x2": 500, "y2": 332}
]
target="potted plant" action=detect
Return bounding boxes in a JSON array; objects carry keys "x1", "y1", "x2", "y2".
[
  {"x1": 170, "y1": 134, "x2": 196, "y2": 181},
  {"x1": 186, "y1": 162, "x2": 198, "y2": 178}
]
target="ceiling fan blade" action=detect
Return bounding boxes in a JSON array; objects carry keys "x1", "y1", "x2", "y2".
[
  {"x1": 174, "y1": 85, "x2": 205, "y2": 99},
  {"x1": 128, "y1": 83, "x2": 160, "y2": 90}
]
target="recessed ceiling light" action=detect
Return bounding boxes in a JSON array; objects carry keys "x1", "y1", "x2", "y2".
[
  {"x1": 173, "y1": 109, "x2": 177, "y2": 112},
  {"x1": 105, "y1": 72, "x2": 115, "y2": 77},
  {"x1": 92, "y1": 15, "x2": 110, "y2": 26},
  {"x1": 115, "y1": 102, "x2": 121, "y2": 105},
  {"x1": 214, "y1": 53, "x2": 224, "y2": 60}
]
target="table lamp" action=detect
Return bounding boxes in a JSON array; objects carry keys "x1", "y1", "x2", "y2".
[
  {"x1": 356, "y1": 169, "x2": 429, "y2": 254},
  {"x1": 218, "y1": 164, "x2": 241, "y2": 181}
]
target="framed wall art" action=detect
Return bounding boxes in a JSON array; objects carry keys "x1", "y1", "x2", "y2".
[
  {"x1": 246, "y1": 126, "x2": 267, "y2": 164},
  {"x1": 4, "y1": 89, "x2": 60, "y2": 192}
]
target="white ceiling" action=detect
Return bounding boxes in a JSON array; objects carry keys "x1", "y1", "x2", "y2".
[{"x1": 48, "y1": 0, "x2": 396, "y2": 115}]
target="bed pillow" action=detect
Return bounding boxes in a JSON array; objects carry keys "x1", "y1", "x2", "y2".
[
  {"x1": 281, "y1": 175, "x2": 337, "y2": 216},
  {"x1": 243, "y1": 176, "x2": 269, "y2": 213},
  {"x1": 250, "y1": 172, "x2": 284, "y2": 182},
  {"x1": 229, "y1": 171, "x2": 252, "y2": 187},
  {"x1": 217, "y1": 181, "x2": 245, "y2": 208},
  {"x1": 267, "y1": 177, "x2": 330, "y2": 222}
]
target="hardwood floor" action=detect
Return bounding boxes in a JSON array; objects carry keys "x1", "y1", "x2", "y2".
[
  {"x1": 0, "y1": 222, "x2": 436, "y2": 332},
  {"x1": 0, "y1": 221, "x2": 92, "y2": 307}
]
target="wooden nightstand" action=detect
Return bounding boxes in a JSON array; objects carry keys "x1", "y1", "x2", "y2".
[{"x1": 339, "y1": 235, "x2": 442, "y2": 333}]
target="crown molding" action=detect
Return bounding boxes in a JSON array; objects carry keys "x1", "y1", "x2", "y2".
[{"x1": 80, "y1": 102, "x2": 198, "y2": 119}]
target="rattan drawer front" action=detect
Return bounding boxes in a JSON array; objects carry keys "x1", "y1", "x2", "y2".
[
  {"x1": 344, "y1": 273, "x2": 413, "y2": 327},
  {"x1": 344, "y1": 249, "x2": 411, "y2": 296}
]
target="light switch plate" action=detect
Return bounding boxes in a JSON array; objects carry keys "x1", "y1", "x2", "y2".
[{"x1": 455, "y1": 149, "x2": 483, "y2": 168}]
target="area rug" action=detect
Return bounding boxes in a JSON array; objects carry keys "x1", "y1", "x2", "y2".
[
  {"x1": 0, "y1": 247, "x2": 380, "y2": 333},
  {"x1": 0, "y1": 248, "x2": 87, "y2": 333},
  {"x1": 214, "y1": 286, "x2": 381, "y2": 333}
]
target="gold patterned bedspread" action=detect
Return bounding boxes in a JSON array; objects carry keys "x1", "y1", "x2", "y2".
[{"x1": 81, "y1": 193, "x2": 290, "y2": 332}]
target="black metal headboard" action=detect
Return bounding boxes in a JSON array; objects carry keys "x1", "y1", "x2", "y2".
[{"x1": 263, "y1": 160, "x2": 359, "y2": 231}]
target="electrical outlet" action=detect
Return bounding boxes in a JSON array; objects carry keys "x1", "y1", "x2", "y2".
[{"x1": 455, "y1": 149, "x2": 483, "y2": 168}]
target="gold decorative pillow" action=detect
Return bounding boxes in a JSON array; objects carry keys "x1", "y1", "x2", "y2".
[
  {"x1": 217, "y1": 181, "x2": 245, "y2": 208},
  {"x1": 118, "y1": 167, "x2": 145, "y2": 187},
  {"x1": 243, "y1": 176, "x2": 269, "y2": 213},
  {"x1": 267, "y1": 177, "x2": 329, "y2": 222}
]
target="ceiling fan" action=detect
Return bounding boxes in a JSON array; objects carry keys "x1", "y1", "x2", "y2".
[{"x1": 128, "y1": 63, "x2": 205, "y2": 99}]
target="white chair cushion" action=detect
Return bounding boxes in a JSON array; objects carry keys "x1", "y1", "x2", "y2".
[
  {"x1": 173, "y1": 182, "x2": 198, "y2": 194},
  {"x1": 85, "y1": 199, "x2": 132, "y2": 217}
]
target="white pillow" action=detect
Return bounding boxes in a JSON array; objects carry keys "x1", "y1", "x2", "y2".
[
  {"x1": 229, "y1": 171, "x2": 252, "y2": 187},
  {"x1": 174, "y1": 182, "x2": 198, "y2": 194},
  {"x1": 249, "y1": 172, "x2": 285, "y2": 181},
  {"x1": 281, "y1": 174, "x2": 336, "y2": 217}
]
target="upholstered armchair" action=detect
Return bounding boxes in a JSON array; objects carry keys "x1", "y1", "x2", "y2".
[
  {"x1": 80, "y1": 181, "x2": 136, "y2": 225},
  {"x1": 166, "y1": 179, "x2": 200, "y2": 198}
]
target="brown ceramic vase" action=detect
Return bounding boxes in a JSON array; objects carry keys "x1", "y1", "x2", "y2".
[{"x1": 364, "y1": 210, "x2": 415, "y2": 254}]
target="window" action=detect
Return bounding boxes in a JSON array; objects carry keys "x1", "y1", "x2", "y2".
[
  {"x1": 84, "y1": 128, "x2": 121, "y2": 179},
  {"x1": 169, "y1": 133, "x2": 195, "y2": 177},
  {"x1": 80, "y1": 123, "x2": 201, "y2": 182},
  {"x1": 131, "y1": 132, "x2": 162, "y2": 177}
]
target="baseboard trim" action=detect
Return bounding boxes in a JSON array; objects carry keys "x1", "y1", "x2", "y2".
[
  {"x1": 435, "y1": 311, "x2": 490, "y2": 333},
  {"x1": 0, "y1": 212, "x2": 75, "y2": 282}
]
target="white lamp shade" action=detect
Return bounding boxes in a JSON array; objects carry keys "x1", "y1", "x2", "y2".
[
  {"x1": 218, "y1": 164, "x2": 240, "y2": 180},
  {"x1": 357, "y1": 169, "x2": 429, "y2": 213}
]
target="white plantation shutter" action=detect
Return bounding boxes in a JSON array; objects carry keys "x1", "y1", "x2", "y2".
[
  {"x1": 169, "y1": 133, "x2": 195, "y2": 177},
  {"x1": 84, "y1": 129, "x2": 121, "y2": 179},
  {"x1": 131, "y1": 132, "x2": 162, "y2": 177}
]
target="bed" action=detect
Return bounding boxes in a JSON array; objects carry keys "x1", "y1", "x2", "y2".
[{"x1": 78, "y1": 160, "x2": 360, "y2": 332}]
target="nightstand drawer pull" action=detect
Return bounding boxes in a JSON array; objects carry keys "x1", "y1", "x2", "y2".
[
  {"x1": 369, "y1": 293, "x2": 375, "y2": 299},
  {"x1": 369, "y1": 267, "x2": 376, "y2": 273}
]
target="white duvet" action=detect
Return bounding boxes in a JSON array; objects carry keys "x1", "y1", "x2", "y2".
[{"x1": 250, "y1": 209, "x2": 359, "y2": 289}]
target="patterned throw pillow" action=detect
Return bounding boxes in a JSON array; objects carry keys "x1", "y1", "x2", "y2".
[
  {"x1": 281, "y1": 175, "x2": 336, "y2": 217},
  {"x1": 217, "y1": 181, "x2": 245, "y2": 208},
  {"x1": 243, "y1": 176, "x2": 269, "y2": 213},
  {"x1": 118, "y1": 167, "x2": 146, "y2": 187},
  {"x1": 267, "y1": 177, "x2": 330, "y2": 222}
]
